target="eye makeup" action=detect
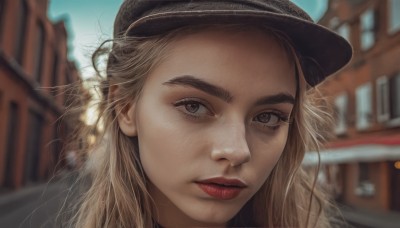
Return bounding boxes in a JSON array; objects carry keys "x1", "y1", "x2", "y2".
[
  {"x1": 173, "y1": 98, "x2": 214, "y2": 120},
  {"x1": 172, "y1": 95, "x2": 291, "y2": 131},
  {"x1": 251, "y1": 110, "x2": 291, "y2": 131}
]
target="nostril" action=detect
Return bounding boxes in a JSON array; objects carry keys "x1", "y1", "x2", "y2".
[
  {"x1": 211, "y1": 144, "x2": 251, "y2": 167},
  {"x1": 210, "y1": 122, "x2": 250, "y2": 166},
  {"x1": 230, "y1": 150, "x2": 251, "y2": 167}
]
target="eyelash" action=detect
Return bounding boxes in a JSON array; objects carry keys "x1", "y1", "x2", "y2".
[{"x1": 173, "y1": 98, "x2": 290, "y2": 130}]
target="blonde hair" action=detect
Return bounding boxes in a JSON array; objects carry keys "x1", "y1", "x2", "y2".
[{"x1": 67, "y1": 25, "x2": 337, "y2": 227}]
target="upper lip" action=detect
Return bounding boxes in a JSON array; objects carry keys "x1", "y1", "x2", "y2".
[{"x1": 196, "y1": 177, "x2": 247, "y2": 188}]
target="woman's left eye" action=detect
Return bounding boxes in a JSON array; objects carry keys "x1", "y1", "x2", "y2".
[
  {"x1": 252, "y1": 111, "x2": 289, "y2": 129},
  {"x1": 173, "y1": 99, "x2": 212, "y2": 118}
]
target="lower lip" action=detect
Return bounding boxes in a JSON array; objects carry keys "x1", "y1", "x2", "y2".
[{"x1": 196, "y1": 183, "x2": 243, "y2": 200}]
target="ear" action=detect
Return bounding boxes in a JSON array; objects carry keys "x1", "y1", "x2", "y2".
[
  {"x1": 110, "y1": 85, "x2": 138, "y2": 137},
  {"x1": 117, "y1": 102, "x2": 137, "y2": 136}
]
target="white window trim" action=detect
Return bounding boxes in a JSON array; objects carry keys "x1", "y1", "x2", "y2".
[
  {"x1": 355, "y1": 82, "x2": 373, "y2": 130},
  {"x1": 376, "y1": 76, "x2": 389, "y2": 123},
  {"x1": 388, "y1": 0, "x2": 400, "y2": 34},
  {"x1": 360, "y1": 8, "x2": 375, "y2": 51},
  {"x1": 334, "y1": 93, "x2": 348, "y2": 135},
  {"x1": 337, "y1": 23, "x2": 350, "y2": 42},
  {"x1": 329, "y1": 17, "x2": 340, "y2": 29}
]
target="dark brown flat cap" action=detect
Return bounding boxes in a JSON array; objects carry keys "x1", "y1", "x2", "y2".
[{"x1": 114, "y1": 0, "x2": 353, "y2": 86}]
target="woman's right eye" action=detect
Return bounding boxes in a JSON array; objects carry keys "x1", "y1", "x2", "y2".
[{"x1": 173, "y1": 99, "x2": 212, "y2": 118}]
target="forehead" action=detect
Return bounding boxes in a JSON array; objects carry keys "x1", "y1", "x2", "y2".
[{"x1": 146, "y1": 27, "x2": 297, "y2": 98}]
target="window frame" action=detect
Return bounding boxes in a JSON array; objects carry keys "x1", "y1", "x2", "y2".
[
  {"x1": 376, "y1": 75, "x2": 389, "y2": 123},
  {"x1": 24, "y1": 109, "x2": 44, "y2": 182},
  {"x1": 51, "y1": 52, "x2": 59, "y2": 95},
  {"x1": 355, "y1": 82, "x2": 373, "y2": 130},
  {"x1": 354, "y1": 162, "x2": 375, "y2": 197},
  {"x1": 388, "y1": 0, "x2": 400, "y2": 34},
  {"x1": 388, "y1": 73, "x2": 400, "y2": 122},
  {"x1": 360, "y1": 7, "x2": 376, "y2": 51},
  {"x1": 33, "y1": 22, "x2": 45, "y2": 83},
  {"x1": 14, "y1": 0, "x2": 28, "y2": 64},
  {"x1": 63, "y1": 68, "x2": 72, "y2": 107},
  {"x1": 337, "y1": 23, "x2": 351, "y2": 42},
  {"x1": 3, "y1": 102, "x2": 20, "y2": 187},
  {"x1": 334, "y1": 93, "x2": 349, "y2": 135}
]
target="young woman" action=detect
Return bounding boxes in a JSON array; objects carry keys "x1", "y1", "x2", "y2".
[{"x1": 69, "y1": 0, "x2": 352, "y2": 227}]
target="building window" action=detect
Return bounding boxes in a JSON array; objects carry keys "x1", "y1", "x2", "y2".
[
  {"x1": 52, "y1": 126, "x2": 62, "y2": 168},
  {"x1": 14, "y1": 0, "x2": 28, "y2": 64},
  {"x1": 388, "y1": 0, "x2": 400, "y2": 33},
  {"x1": 51, "y1": 53, "x2": 59, "y2": 95},
  {"x1": 337, "y1": 23, "x2": 351, "y2": 42},
  {"x1": 376, "y1": 76, "x2": 389, "y2": 122},
  {"x1": 64, "y1": 70, "x2": 72, "y2": 107},
  {"x1": 329, "y1": 17, "x2": 340, "y2": 29},
  {"x1": 355, "y1": 162, "x2": 375, "y2": 197},
  {"x1": 24, "y1": 110, "x2": 44, "y2": 183},
  {"x1": 334, "y1": 93, "x2": 348, "y2": 135},
  {"x1": 389, "y1": 73, "x2": 400, "y2": 119},
  {"x1": 356, "y1": 83, "x2": 372, "y2": 130},
  {"x1": 360, "y1": 8, "x2": 376, "y2": 50},
  {"x1": 34, "y1": 23, "x2": 45, "y2": 83},
  {"x1": 3, "y1": 102, "x2": 19, "y2": 187}
]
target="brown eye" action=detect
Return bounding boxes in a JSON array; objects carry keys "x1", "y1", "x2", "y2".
[
  {"x1": 185, "y1": 103, "x2": 200, "y2": 113},
  {"x1": 255, "y1": 112, "x2": 280, "y2": 125},
  {"x1": 253, "y1": 112, "x2": 288, "y2": 129},
  {"x1": 174, "y1": 98, "x2": 213, "y2": 118}
]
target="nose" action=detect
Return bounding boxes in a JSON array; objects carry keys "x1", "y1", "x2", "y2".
[{"x1": 210, "y1": 122, "x2": 251, "y2": 167}]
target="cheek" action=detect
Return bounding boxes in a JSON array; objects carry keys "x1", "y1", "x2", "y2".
[
  {"x1": 249, "y1": 127, "x2": 290, "y2": 184},
  {"x1": 136, "y1": 111, "x2": 182, "y2": 180},
  {"x1": 135, "y1": 99, "x2": 205, "y2": 184}
]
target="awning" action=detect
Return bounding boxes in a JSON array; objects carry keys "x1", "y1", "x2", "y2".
[{"x1": 303, "y1": 145, "x2": 400, "y2": 165}]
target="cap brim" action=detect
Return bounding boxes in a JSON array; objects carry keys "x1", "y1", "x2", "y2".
[{"x1": 125, "y1": 10, "x2": 353, "y2": 86}]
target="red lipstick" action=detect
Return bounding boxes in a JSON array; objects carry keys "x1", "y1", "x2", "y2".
[{"x1": 196, "y1": 177, "x2": 246, "y2": 200}]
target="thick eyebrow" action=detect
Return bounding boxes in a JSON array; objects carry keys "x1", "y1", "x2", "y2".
[
  {"x1": 163, "y1": 75, "x2": 233, "y2": 102},
  {"x1": 163, "y1": 75, "x2": 295, "y2": 106},
  {"x1": 254, "y1": 93, "x2": 295, "y2": 106}
]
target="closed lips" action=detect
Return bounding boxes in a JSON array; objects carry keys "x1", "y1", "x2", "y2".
[
  {"x1": 196, "y1": 178, "x2": 247, "y2": 200},
  {"x1": 196, "y1": 177, "x2": 247, "y2": 188}
]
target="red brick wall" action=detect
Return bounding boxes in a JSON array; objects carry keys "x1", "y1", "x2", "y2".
[{"x1": 0, "y1": 0, "x2": 80, "y2": 189}]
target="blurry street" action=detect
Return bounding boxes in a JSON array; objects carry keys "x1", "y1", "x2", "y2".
[
  {"x1": 340, "y1": 204, "x2": 400, "y2": 228},
  {"x1": 0, "y1": 174, "x2": 75, "y2": 228}
]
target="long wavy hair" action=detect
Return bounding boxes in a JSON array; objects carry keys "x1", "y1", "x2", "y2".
[{"x1": 66, "y1": 24, "x2": 336, "y2": 228}]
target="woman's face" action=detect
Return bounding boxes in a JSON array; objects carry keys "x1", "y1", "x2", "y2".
[{"x1": 130, "y1": 28, "x2": 296, "y2": 226}]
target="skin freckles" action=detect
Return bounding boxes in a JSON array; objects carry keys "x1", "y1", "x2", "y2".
[{"x1": 129, "y1": 28, "x2": 296, "y2": 227}]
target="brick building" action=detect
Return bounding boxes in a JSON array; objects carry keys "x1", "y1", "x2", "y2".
[
  {"x1": 0, "y1": 0, "x2": 86, "y2": 190},
  {"x1": 303, "y1": 0, "x2": 400, "y2": 224}
]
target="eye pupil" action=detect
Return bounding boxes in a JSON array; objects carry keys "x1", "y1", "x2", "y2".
[{"x1": 185, "y1": 103, "x2": 199, "y2": 113}]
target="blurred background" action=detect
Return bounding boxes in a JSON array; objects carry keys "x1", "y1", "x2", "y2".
[{"x1": 0, "y1": 0, "x2": 399, "y2": 227}]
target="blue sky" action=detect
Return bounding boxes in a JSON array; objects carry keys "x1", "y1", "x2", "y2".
[{"x1": 48, "y1": 0, "x2": 327, "y2": 78}]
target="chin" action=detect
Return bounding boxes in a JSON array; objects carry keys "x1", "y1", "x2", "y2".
[{"x1": 186, "y1": 203, "x2": 241, "y2": 226}]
